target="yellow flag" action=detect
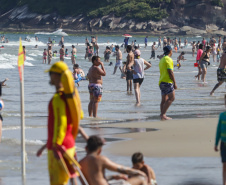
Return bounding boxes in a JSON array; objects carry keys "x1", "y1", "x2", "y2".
[
  {"x1": 18, "y1": 38, "x2": 24, "y2": 67},
  {"x1": 18, "y1": 38, "x2": 24, "y2": 81}
]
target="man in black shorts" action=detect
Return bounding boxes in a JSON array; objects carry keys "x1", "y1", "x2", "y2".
[
  {"x1": 150, "y1": 42, "x2": 156, "y2": 60},
  {"x1": 123, "y1": 45, "x2": 134, "y2": 93},
  {"x1": 210, "y1": 50, "x2": 226, "y2": 95}
]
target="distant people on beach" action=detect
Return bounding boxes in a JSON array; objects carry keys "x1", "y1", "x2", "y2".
[
  {"x1": 23, "y1": 46, "x2": 26, "y2": 61},
  {"x1": 71, "y1": 45, "x2": 77, "y2": 64},
  {"x1": 79, "y1": 135, "x2": 147, "y2": 185},
  {"x1": 113, "y1": 45, "x2": 123, "y2": 75},
  {"x1": 195, "y1": 44, "x2": 204, "y2": 80},
  {"x1": 43, "y1": 49, "x2": 47, "y2": 64},
  {"x1": 158, "y1": 37, "x2": 162, "y2": 48},
  {"x1": 59, "y1": 45, "x2": 65, "y2": 61},
  {"x1": 124, "y1": 45, "x2": 134, "y2": 93},
  {"x1": 210, "y1": 48, "x2": 226, "y2": 95},
  {"x1": 127, "y1": 49, "x2": 151, "y2": 106},
  {"x1": 175, "y1": 51, "x2": 186, "y2": 69},
  {"x1": 124, "y1": 37, "x2": 129, "y2": 52},
  {"x1": 199, "y1": 46, "x2": 212, "y2": 83},
  {"x1": 159, "y1": 46, "x2": 177, "y2": 120},
  {"x1": 150, "y1": 42, "x2": 156, "y2": 60},
  {"x1": 47, "y1": 46, "x2": 52, "y2": 65},
  {"x1": 104, "y1": 46, "x2": 111, "y2": 62},
  {"x1": 144, "y1": 36, "x2": 148, "y2": 48},
  {"x1": 87, "y1": 56, "x2": 106, "y2": 118}
]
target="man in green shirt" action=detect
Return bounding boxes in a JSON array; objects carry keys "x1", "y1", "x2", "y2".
[
  {"x1": 215, "y1": 95, "x2": 226, "y2": 185},
  {"x1": 159, "y1": 46, "x2": 177, "y2": 120}
]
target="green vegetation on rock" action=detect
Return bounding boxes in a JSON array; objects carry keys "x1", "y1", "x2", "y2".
[
  {"x1": 0, "y1": 0, "x2": 171, "y2": 21},
  {"x1": 0, "y1": 0, "x2": 223, "y2": 21},
  {"x1": 211, "y1": 0, "x2": 224, "y2": 7}
]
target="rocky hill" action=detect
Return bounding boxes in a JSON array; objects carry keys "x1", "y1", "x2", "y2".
[{"x1": 0, "y1": 0, "x2": 226, "y2": 36}]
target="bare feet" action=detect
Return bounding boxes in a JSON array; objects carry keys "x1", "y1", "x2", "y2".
[
  {"x1": 210, "y1": 91, "x2": 214, "y2": 96},
  {"x1": 135, "y1": 102, "x2": 140, "y2": 107},
  {"x1": 160, "y1": 115, "x2": 172, "y2": 120}
]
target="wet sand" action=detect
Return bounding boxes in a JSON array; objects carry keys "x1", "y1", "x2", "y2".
[{"x1": 102, "y1": 118, "x2": 220, "y2": 157}]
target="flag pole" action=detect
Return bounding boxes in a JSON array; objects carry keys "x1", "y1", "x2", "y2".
[{"x1": 20, "y1": 66, "x2": 26, "y2": 177}]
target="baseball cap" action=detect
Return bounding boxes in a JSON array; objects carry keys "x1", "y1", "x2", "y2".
[
  {"x1": 163, "y1": 46, "x2": 172, "y2": 55},
  {"x1": 45, "y1": 61, "x2": 68, "y2": 73},
  {"x1": 134, "y1": 50, "x2": 141, "y2": 56}
]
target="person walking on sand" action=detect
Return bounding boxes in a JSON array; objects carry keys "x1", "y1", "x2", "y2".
[
  {"x1": 123, "y1": 45, "x2": 134, "y2": 93},
  {"x1": 210, "y1": 50, "x2": 226, "y2": 95},
  {"x1": 59, "y1": 45, "x2": 65, "y2": 61},
  {"x1": 71, "y1": 45, "x2": 77, "y2": 64},
  {"x1": 113, "y1": 45, "x2": 122, "y2": 75},
  {"x1": 127, "y1": 50, "x2": 151, "y2": 106},
  {"x1": 199, "y1": 46, "x2": 212, "y2": 83},
  {"x1": 79, "y1": 135, "x2": 147, "y2": 185},
  {"x1": 215, "y1": 95, "x2": 226, "y2": 185},
  {"x1": 159, "y1": 46, "x2": 177, "y2": 120},
  {"x1": 87, "y1": 56, "x2": 106, "y2": 118},
  {"x1": 195, "y1": 44, "x2": 204, "y2": 80}
]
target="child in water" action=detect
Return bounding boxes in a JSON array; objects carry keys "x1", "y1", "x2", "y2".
[
  {"x1": 175, "y1": 52, "x2": 186, "y2": 69},
  {"x1": 43, "y1": 49, "x2": 47, "y2": 64},
  {"x1": 65, "y1": 49, "x2": 68, "y2": 57},
  {"x1": 131, "y1": 152, "x2": 157, "y2": 185}
]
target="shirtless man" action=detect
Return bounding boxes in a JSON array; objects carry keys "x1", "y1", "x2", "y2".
[
  {"x1": 158, "y1": 37, "x2": 161, "y2": 48},
  {"x1": 61, "y1": 36, "x2": 64, "y2": 45},
  {"x1": 79, "y1": 135, "x2": 147, "y2": 185},
  {"x1": 59, "y1": 45, "x2": 65, "y2": 61},
  {"x1": 150, "y1": 42, "x2": 156, "y2": 60},
  {"x1": 93, "y1": 42, "x2": 99, "y2": 56},
  {"x1": 71, "y1": 45, "x2": 77, "y2": 64},
  {"x1": 113, "y1": 45, "x2": 122, "y2": 74},
  {"x1": 123, "y1": 45, "x2": 134, "y2": 93},
  {"x1": 87, "y1": 56, "x2": 106, "y2": 118},
  {"x1": 210, "y1": 51, "x2": 226, "y2": 95},
  {"x1": 163, "y1": 37, "x2": 167, "y2": 47}
]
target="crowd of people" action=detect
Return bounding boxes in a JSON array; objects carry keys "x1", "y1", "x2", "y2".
[{"x1": 2, "y1": 33, "x2": 226, "y2": 184}]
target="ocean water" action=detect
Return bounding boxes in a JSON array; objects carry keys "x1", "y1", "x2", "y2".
[{"x1": 0, "y1": 30, "x2": 223, "y2": 184}]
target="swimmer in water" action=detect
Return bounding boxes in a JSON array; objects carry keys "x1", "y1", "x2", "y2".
[
  {"x1": 73, "y1": 64, "x2": 85, "y2": 86},
  {"x1": 43, "y1": 49, "x2": 47, "y2": 64},
  {"x1": 150, "y1": 42, "x2": 156, "y2": 60},
  {"x1": 59, "y1": 45, "x2": 65, "y2": 61},
  {"x1": 113, "y1": 45, "x2": 122, "y2": 75},
  {"x1": 175, "y1": 52, "x2": 186, "y2": 69},
  {"x1": 71, "y1": 45, "x2": 77, "y2": 64}
]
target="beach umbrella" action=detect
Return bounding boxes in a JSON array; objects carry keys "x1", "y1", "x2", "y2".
[{"x1": 122, "y1": 34, "x2": 132, "y2": 38}]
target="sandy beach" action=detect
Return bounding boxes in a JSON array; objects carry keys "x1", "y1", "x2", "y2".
[{"x1": 102, "y1": 118, "x2": 220, "y2": 158}]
